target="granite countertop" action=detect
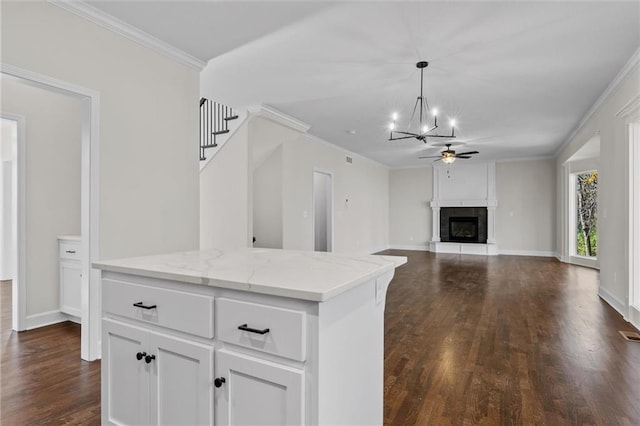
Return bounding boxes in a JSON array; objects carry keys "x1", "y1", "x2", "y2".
[{"x1": 93, "y1": 248, "x2": 407, "y2": 302}]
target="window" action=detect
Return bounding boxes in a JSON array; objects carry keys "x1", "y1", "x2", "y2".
[{"x1": 575, "y1": 170, "x2": 598, "y2": 257}]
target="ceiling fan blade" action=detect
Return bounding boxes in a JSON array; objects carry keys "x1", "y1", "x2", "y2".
[
  {"x1": 390, "y1": 135, "x2": 420, "y2": 141},
  {"x1": 455, "y1": 151, "x2": 479, "y2": 156},
  {"x1": 419, "y1": 155, "x2": 442, "y2": 159},
  {"x1": 455, "y1": 155, "x2": 472, "y2": 159}
]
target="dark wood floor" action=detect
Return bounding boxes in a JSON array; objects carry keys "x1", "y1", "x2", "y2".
[
  {"x1": 2, "y1": 253, "x2": 640, "y2": 425},
  {"x1": 381, "y1": 250, "x2": 640, "y2": 425},
  {"x1": 0, "y1": 279, "x2": 101, "y2": 425}
]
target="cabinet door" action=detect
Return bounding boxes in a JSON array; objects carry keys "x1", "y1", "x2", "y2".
[
  {"x1": 148, "y1": 332, "x2": 214, "y2": 426},
  {"x1": 60, "y1": 260, "x2": 81, "y2": 316},
  {"x1": 102, "y1": 320, "x2": 149, "y2": 426},
  {"x1": 215, "y1": 349, "x2": 304, "y2": 426}
]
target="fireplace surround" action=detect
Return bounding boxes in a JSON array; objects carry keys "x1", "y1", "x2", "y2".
[
  {"x1": 440, "y1": 207, "x2": 488, "y2": 243},
  {"x1": 429, "y1": 163, "x2": 498, "y2": 255}
]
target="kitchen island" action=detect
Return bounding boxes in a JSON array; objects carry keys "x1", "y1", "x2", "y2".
[{"x1": 94, "y1": 248, "x2": 406, "y2": 425}]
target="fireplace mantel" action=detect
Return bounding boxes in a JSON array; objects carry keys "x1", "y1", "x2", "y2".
[{"x1": 429, "y1": 163, "x2": 498, "y2": 255}]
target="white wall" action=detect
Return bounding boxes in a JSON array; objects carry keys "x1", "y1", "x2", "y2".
[
  {"x1": 281, "y1": 132, "x2": 389, "y2": 254},
  {"x1": 202, "y1": 114, "x2": 389, "y2": 254},
  {"x1": 388, "y1": 167, "x2": 432, "y2": 250},
  {"x1": 2, "y1": 1, "x2": 200, "y2": 261},
  {"x1": 556, "y1": 58, "x2": 640, "y2": 315},
  {"x1": 496, "y1": 159, "x2": 556, "y2": 255},
  {"x1": 1, "y1": 79, "x2": 81, "y2": 315},
  {"x1": 0, "y1": 119, "x2": 15, "y2": 280},
  {"x1": 253, "y1": 145, "x2": 283, "y2": 249},
  {"x1": 200, "y1": 121, "x2": 250, "y2": 249}
]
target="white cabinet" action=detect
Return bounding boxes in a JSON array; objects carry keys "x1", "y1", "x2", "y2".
[
  {"x1": 102, "y1": 319, "x2": 214, "y2": 426},
  {"x1": 98, "y1": 261, "x2": 400, "y2": 426},
  {"x1": 215, "y1": 349, "x2": 304, "y2": 426},
  {"x1": 58, "y1": 236, "x2": 81, "y2": 317}
]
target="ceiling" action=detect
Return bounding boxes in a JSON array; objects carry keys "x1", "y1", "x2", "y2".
[{"x1": 85, "y1": 1, "x2": 640, "y2": 168}]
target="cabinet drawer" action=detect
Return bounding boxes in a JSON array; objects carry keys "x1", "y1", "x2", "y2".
[
  {"x1": 217, "y1": 298, "x2": 306, "y2": 361},
  {"x1": 59, "y1": 241, "x2": 81, "y2": 261},
  {"x1": 103, "y1": 279, "x2": 214, "y2": 339}
]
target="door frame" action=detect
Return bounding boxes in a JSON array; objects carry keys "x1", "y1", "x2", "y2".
[
  {"x1": 0, "y1": 113, "x2": 26, "y2": 331},
  {"x1": 1, "y1": 64, "x2": 101, "y2": 361},
  {"x1": 617, "y1": 95, "x2": 640, "y2": 328},
  {"x1": 312, "y1": 169, "x2": 334, "y2": 252}
]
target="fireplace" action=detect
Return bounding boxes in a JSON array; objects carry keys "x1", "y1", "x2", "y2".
[
  {"x1": 449, "y1": 217, "x2": 479, "y2": 242},
  {"x1": 440, "y1": 207, "x2": 487, "y2": 244}
]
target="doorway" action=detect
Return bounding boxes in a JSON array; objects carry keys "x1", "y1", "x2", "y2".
[
  {"x1": 313, "y1": 170, "x2": 333, "y2": 252},
  {"x1": 1, "y1": 118, "x2": 18, "y2": 329},
  {"x1": 1, "y1": 65, "x2": 100, "y2": 361}
]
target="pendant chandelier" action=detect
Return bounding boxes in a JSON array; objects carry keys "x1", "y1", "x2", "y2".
[{"x1": 388, "y1": 61, "x2": 457, "y2": 143}]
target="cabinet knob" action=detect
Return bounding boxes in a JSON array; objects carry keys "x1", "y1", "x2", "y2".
[
  {"x1": 214, "y1": 377, "x2": 226, "y2": 388},
  {"x1": 145, "y1": 354, "x2": 156, "y2": 364},
  {"x1": 136, "y1": 352, "x2": 146, "y2": 361}
]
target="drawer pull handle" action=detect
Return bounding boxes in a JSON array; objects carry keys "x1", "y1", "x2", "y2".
[
  {"x1": 133, "y1": 302, "x2": 157, "y2": 310},
  {"x1": 65, "y1": 250, "x2": 76, "y2": 254},
  {"x1": 238, "y1": 324, "x2": 270, "y2": 335}
]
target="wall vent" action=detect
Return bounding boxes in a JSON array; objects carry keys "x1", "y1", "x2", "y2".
[{"x1": 346, "y1": 156, "x2": 353, "y2": 164}]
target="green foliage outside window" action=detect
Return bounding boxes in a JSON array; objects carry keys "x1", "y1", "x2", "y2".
[{"x1": 576, "y1": 171, "x2": 598, "y2": 257}]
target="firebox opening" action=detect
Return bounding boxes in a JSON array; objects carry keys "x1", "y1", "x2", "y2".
[{"x1": 440, "y1": 207, "x2": 488, "y2": 244}]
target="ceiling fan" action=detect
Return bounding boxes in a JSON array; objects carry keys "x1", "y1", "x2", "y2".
[{"x1": 419, "y1": 143, "x2": 479, "y2": 164}]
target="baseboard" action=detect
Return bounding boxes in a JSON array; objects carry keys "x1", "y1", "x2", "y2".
[
  {"x1": 388, "y1": 244, "x2": 430, "y2": 252},
  {"x1": 626, "y1": 305, "x2": 640, "y2": 332},
  {"x1": 598, "y1": 286, "x2": 626, "y2": 317},
  {"x1": 25, "y1": 310, "x2": 68, "y2": 330},
  {"x1": 62, "y1": 312, "x2": 81, "y2": 325},
  {"x1": 365, "y1": 245, "x2": 392, "y2": 255},
  {"x1": 499, "y1": 249, "x2": 555, "y2": 257},
  {"x1": 569, "y1": 255, "x2": 600, "y2": 270}
]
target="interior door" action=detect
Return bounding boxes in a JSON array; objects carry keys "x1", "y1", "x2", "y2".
[{"x1": 215, "y1": 349, "x2": 304, "y2": 425}]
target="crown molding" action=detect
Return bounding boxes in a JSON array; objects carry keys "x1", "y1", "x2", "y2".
[
  {"x1": 616, "y1": 93, "x2": 640, "y2": 118},
  {"x1": 49, "y1": 0, "x2": 206, "y2": 71},
  {"x1": 554, "y1": 47, "x2": 640, "y2": 157},
  {"x1": 248, "y1": 104, "x2": 311, "y2": 133}
]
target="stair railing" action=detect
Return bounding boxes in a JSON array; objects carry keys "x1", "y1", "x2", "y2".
[{"x1": 199, "y1": 97, "x2": 239, "y2": 161}]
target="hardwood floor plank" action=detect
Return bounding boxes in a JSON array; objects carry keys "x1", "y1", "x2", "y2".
[
  {"x1": 379, "y1": 251, "x2": 640, "y2": 425},
  {"x1": 0, "y1": 280, "x2": 100, "y2": 425},
  {"x1": 3, "y1": 251, "x2": 640, "y2": 425}
]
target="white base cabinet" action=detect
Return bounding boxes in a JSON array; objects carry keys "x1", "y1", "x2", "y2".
[
  {"x1": 59, "y1": 236, "x2": 81, "y2": 317},
  {"x1": 100, "y1": 266, "x2": 398, "y2": 425},
  {"x1": 102, "y1": 319, "x2": 214, "y2": 426},
  {"x1": 215, "y1": 349, "x2": 304, "y2": 425}
]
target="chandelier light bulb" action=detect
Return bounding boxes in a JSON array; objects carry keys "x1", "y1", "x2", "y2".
[
  {"x1": 432, "y1": 108, "x2": 438, "y2": 117},
  {"x1": 391, "y1": 112, "x2": 398, "y2": 121},
  {"x1": 450, "y1": 119, "x2": 456, "y2": 127},
  {"x1": 422, "y1": 125, "x2": 428, "y2": 133},
  {"x1": 389, "y1": 122, "x2": 395, "y2": 130}
]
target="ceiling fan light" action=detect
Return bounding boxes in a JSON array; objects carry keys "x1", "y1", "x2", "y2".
[{"x1": 442, "y1": 155, "x2": 456, "y2": 164}]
